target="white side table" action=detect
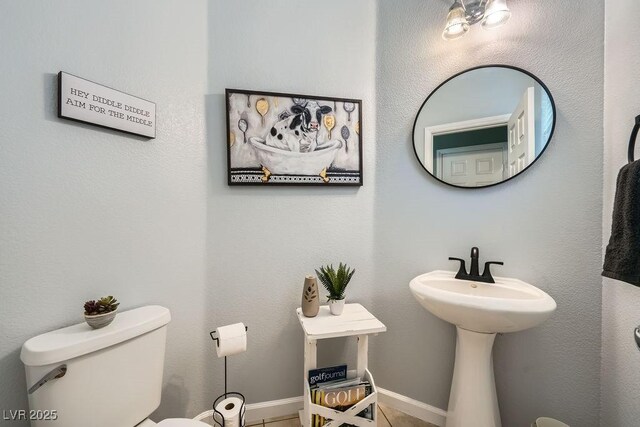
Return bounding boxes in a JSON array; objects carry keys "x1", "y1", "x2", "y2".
[{"x1": 296, "y1": 303, "x2": 387, "y2": 427}]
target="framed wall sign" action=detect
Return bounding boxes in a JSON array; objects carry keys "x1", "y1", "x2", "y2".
[
  {"x1": 58, "y1": 71, "x2": 156, "y2": 138},
  {"x1": 226, "y1": 89, "x2": 363, "y2": 186}
]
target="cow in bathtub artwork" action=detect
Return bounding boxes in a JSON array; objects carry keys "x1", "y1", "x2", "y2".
[
  {"x1": 226, "y1": 90, "x2": 362, "y2": 186},
  {"x1": 265, "y1": 101, "x2": 332, "y2": 153}
]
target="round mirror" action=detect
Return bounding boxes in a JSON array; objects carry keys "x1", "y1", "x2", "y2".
[{"x1": 413, "y1": 65, "x2": 555, "y2": 188}]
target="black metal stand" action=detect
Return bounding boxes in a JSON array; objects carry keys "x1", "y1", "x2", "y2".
[
  {"x1": 628, "y1": 115, "x2": 640, "y2": 164},
  {"x1": 212, "y1": 391, "x2": 245, "y2": 427},
  {"x1": 209, "y1": 328, "x2": 248, "y2": 427}
]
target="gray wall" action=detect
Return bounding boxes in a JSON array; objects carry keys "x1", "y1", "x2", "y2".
[
  {"x1": 205, "y1": 0, "x2": 377, "y2": 404},
  {"x1": 0, "y1": 1, "x2": 606, "y2": 426},
  {"x1": 0, "y1": 0, "x2": 211, "y2": 421},
  {"x1": 601, "y1": 0, "x2": 640, "y2": 425},
  {"x1": 373, "y1": 1, "x2": 603, "y2": 425}
]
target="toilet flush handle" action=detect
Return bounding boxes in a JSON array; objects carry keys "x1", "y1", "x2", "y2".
[{"x1": 28, "y1": 364, "x2": 67, "y2": 394}]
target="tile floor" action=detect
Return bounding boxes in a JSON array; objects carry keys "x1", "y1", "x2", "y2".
[{"x1": 245, "y1": 404, "x2": 438, "y2": 427}]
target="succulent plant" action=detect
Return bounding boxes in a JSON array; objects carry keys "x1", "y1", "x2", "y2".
[
  {"x1": 84, "y1": 296, "x2": 119, "y2": 315},
  {"x1": 84, "y1": 300, "x2": 100, "y2": 315},
  {"x1": 315, "y1": 263, "x2": 355, "y2": 301},
  {"x1": 98, "y1": 296, "x2": 119, "y2": 313}
]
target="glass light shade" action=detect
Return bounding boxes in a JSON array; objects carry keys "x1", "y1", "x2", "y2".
[
  {"x1": 482, "y1": 0, "x2": 511, "y2": 29},
  {"x1": 442, "y1": 2, "x2": 470, "y2": 40}
]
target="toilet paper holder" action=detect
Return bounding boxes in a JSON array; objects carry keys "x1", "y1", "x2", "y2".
[
  {"x1": 209, "y1": 326, "x2": 248, "y2": 348},
  {"x1": 212, "y1": 392, "x2": 245, "y2": 427},
  {"x1": 209, "y1": 327, "x2": 248, "y2": 427}
]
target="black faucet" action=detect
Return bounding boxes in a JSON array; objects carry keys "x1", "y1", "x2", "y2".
[{"x1": 449, "y1": 247, "x2": 503, "y2": 284}]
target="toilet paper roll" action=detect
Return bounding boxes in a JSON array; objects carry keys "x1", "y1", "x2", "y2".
[
  {"x1": 215, "y1": 396, "x2": 243, "y2": 427},
  {"x1": 215, "y1": 323, "x2": 247, "y2": 358}
]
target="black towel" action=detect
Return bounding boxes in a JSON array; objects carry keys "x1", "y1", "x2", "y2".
[{"x1": 603, "y1": 160, "x2": 640, "y2": 286}]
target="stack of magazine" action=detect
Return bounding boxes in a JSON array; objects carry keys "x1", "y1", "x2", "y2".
[{"x1": 308, "y1": 365, "x2": 374, "y2": 426}]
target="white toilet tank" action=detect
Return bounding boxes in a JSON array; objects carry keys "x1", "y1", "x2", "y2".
[{"x1": 21, "y1": 305, "x2": 171, "y2": 427}]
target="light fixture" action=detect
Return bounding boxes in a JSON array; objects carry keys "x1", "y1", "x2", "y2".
[
  {"x1": 482, "y1": 0, "x2": 511, "y2": 29},
  {"x1": 442, "y1": 0, "x2": 469, "y2": 40},
  {"x1": 442, "y1": 0, "x2": 511, "y2": 40}
]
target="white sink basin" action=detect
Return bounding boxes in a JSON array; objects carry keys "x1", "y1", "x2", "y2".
[
  {"x1": 410, "y1": 270, "x2": 557, "y2": 427},
  {"x1": 410, "y1": 270, "x2": 556, "y2": 333}
]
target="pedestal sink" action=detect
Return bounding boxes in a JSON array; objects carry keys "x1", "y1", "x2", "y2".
[{"x1": 410, "y1": 270, "x2": 556, "y2": 427}]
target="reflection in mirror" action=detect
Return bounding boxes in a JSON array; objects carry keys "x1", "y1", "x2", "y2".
[{"x1": 413, "y1": 66, "x2": 555, "y2": 188}]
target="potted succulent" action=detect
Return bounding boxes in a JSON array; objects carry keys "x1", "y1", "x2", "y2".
[
  {"x1": 315, "y1": 263, "x2": 355, "y2": 316},
  {"x1": 84, "y1": 296, "x2": 120, "y2": 329}
]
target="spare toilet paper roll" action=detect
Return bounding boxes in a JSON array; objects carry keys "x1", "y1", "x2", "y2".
[
  {"x1": 215, "y1": 322, "x2": 247, "y2": 358},
  {"x1": 215, "y1": 396, "x2": 243, "y2": 427}
]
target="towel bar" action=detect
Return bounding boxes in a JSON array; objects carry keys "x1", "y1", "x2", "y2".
[{"x1": 628, "y1": 115, "x2": 640, "y2": 164}]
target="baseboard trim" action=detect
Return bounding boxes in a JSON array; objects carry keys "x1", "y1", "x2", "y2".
[
  {"x1": 377, "y1": 387, "x2": 447, "y2": 427},
  {"x1": 208, "y1": 389, "x2": 447, "y2": 426},
  {"x1": 245, "y1": 396, "x2": 305, "y2": 423},
  {"x1": 194, "y1": 396, "x2": 304, "y2": 424}
]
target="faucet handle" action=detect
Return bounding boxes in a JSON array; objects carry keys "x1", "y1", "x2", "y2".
[
  {"x1": 449, "y1": 257, "x2": 468, "y2": 278},
  {"x1": 482, "y1": 261, "x2": 504, "y2": 284}
]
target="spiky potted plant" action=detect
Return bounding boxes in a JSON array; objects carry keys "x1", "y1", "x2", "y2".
[
  {"x1": 83, "y1": 296, "x2": 119, "y2": 329},
  {"x1": 315, "y1": 263, "x2": 355, "y2": 316}
]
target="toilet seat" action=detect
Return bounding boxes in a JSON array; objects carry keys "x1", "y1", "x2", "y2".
[{"x1": 157, "y1": 419, "x2": 211, "y2": 427}]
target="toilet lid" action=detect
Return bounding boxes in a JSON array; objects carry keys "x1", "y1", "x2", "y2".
[
  {"x1": 534, "y1": 418, "x2": 569, "y2": 427},
  {"x1": 157, "y1": 419, "x2": 211, "y2": 427}
]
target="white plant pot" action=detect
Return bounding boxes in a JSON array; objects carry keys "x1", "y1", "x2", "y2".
[
  {"x1": 329, "y1": 299, "x2": 345, "y2": 316},
  {"x1": 84, "y1": 310, "x2": 117, "y2": 329}
]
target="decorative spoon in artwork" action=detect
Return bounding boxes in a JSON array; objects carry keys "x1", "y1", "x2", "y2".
[
  {"x1": 238, "y1": 117, "x2": 248, "y2": 143},
  {"x1": 343, "y1": 102, "x2": 355, "y2": 121},
  {"x1": 256, "y1": 98, "x2": 269, "y2": 126},
  {"x1": 323, "y1": 115, "x2": 336, "y2": 140},
  {"x1": 341, "y1": 125, "x2": 350, "y2": 153}
]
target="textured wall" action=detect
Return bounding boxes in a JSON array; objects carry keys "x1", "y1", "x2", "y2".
[
  {"x1": 372, "y1": 1, "x2": 603, "y2": 425},
  {"x1": 206, "y1": 0, "x2": 377, "y2": 405},
  {"x1": 601, "y1": 0, "x2": 640, "y2": 425},
  {"x1": 0, "y1": 1, "x2": 607, "y2": 426},
  {"x1": 0, "y1": 0, "x2": 210, "y2": 422}
]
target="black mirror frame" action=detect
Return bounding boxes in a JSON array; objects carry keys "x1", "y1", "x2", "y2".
[{"x1": 412, "y1": 64, "x2": 557, "y2": 189}]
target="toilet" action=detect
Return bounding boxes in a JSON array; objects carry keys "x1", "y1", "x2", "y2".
[
  {"x1": 20, "y1": 305, "x2": 210, "y2": 427},
  {"x1": 532, "y1": 418, "x2": 569, "y2": 427}
]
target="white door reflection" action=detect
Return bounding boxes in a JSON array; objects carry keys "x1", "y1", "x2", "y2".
[{"x1": 414, "y1": 66, "x2": 555, "y2": 188}]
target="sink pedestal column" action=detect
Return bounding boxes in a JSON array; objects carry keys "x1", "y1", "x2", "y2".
[{"x1": 446, "y1": 327, "x2": 501, "y2": 427}]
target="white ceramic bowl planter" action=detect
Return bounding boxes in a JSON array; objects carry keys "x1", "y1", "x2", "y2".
[
  {"x1": 84, "y1": 309, "x2": 117, "y2": 329},
  {"x1": 329, "y1": 299, "x2": 345, "y2": 316},
  {"x1": 83, "y1": 296, "x2": 120, "y2": 329}
]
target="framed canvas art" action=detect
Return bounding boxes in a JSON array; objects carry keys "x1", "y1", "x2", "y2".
[{"x1": 226, "y1": 89, "x2": 363, "y2": 186}]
